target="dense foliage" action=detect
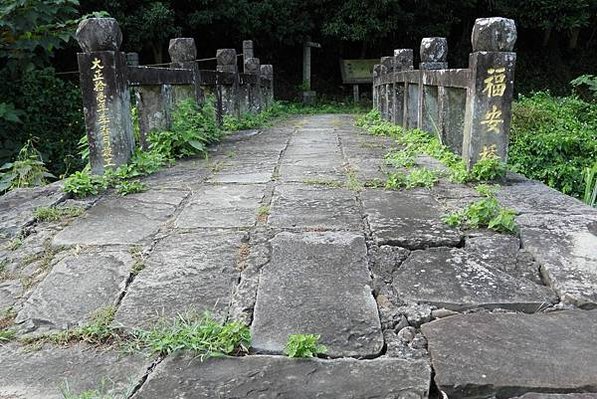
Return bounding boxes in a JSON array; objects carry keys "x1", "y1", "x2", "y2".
[{"x1": 509, "y1": 92, "x2": 597, "y2": 199}]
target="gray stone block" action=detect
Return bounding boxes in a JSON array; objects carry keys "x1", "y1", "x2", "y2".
[
  {"x1": 75, "y1": 18, "x2": 122, "y2": 53},
  {"x1": 422, "y1": 311, "x2": 597, "y2": 398},
  {"x1": 132, "y1": 354, "x2": 431, "y2": 398},
  {"x1": 168, "y1": 38, "x2": 196, "y2": 63},
  {"x1": 251, "y1": 232, "x2": 383, "y2": 358},
  {"x1": 420, "y1": 37, "x2": 448, "y2": 63}
]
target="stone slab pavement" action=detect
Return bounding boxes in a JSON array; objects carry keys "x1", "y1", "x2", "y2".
[{"x1": 0, "y1": 114, "x2": 596, "y2": 398}]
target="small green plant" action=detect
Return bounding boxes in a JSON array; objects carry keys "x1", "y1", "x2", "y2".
[
  {"x1": 385, "y1": 168, "x2": 439, "y2": 190},
  {"x1": 34, "y1": 206, "x2": 84, "y2": 222},
  {"x1": 60, "y1": 378, "x2": 134, "y2": 399},
  {"x1": 0, "y1": 329, "x2": 16, "y2": 342},
  {"x1": 0, "y1": 140, "x2": 54, "y2": 192},
  {"x1": 63, "y1": 170, "x2": 107, "y2": 198},
  {"x1": 583, "y1": 161, "x2": 597, "y2": 207},
  {"x1": 284, "y1": 333, "x2": 327, "y2": 358},
  {"x1": 0, "y1": 307, "x2": 16, "y2": 342},
  {"x1": 133, "y1": 312, "x2": 250, "y2": 359},
  {"x1": 257, "y1": 205, "x2": 270, "y2": 217},
  {"x1": 302, "y1": 178, "x2": 344, "y2": 188},
  {"x1": 385, "y1": 149, "x2": 416, "y2": 168},
  {"x1": 115, "y1": 180, "x2": 147, "y2": 196},
  {"x1": 129, "y1": 246, "x2": 145, "y2": 275},
  {"x1": 442, "y1": 185, "x2": 517, "y2": 234},
  {"x1": 470, "y1": 152, "x2": 507, "y2": 181}
]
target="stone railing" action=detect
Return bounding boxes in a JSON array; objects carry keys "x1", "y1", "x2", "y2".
[
  {"x1": 373, "y1": 17, "x2": 517, "y2": 169},
  {"x1": 74, "y1": 17, "x2": 274, "y2": 175}
]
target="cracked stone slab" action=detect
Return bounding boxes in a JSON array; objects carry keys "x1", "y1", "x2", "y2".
[
  {"x1": 421, "y1": 311, "x2": 597, "y2": 398},
  {"x1": 268, "y1": 184, "x2": 362, "y2": 230},
  {"x1": 115, "y1": 230, "x2": 243, "y2": 328},
  {"x1": 209, "y1": 158, "x2": 277, "y2": 184},
  {"x1": 53, "y1": 189, "x2": 187, "y2": 246},
  {"x1": 517, "y1": 213, "x2": 597, "y2": 309},
  {"x1": 394, "y1": 247, "x2": 556, "y2": 312},
  {"x1": 133, "y1": 354, "x2": 431, "y2": 399},
  {"x1": 278, "y1": 152, "x2": 346, "y2": 182},
  {"x1": 362, "y1": 189, "x2": 461, "y2": 248},
  {"x1": 0, "y1": 182, "x2": 67, "y2": 239},
  {"x1": 175, "y1": 184, "x2": 265, "y2": 228},
  {"x1": 15, "y1": 249, "x2": 132, "y2": 333},
  {"x1": 0, "y1": 343, "x2": 151, "y2": 399},
  {"x1": 251, "y1": 232, "x2": 383, "y2": 358}
]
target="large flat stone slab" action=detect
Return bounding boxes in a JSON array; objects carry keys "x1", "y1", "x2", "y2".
[
  {"x1": 268, "y1": 184, "x2": 362, "y2": 230},
  {"x1": 421, "y1": 311, "x2": 597, "y2": 398},
  {"x1": 175, "y1": 184, "x2": 265, "y2": 228},
  {"x1": 0, "y1": 344, "x2": 150, "y2": 398},
  {"x1": 394, "y1": 247, "x2": 556, "y2": 312},
  {"x1": 133, "y1": 354, "x2": 431, "y2": 399},
  {"x1": 16, "y1": 249, "x2": 131, "y2": 333},
  {"x1": 278, "y1": 152, "x2": 346, "y2": 182},
  {"x1": 115, "y1": 230, "x2": 242, "y2": 328},
  {"x1": 362, "y1": 189, "x2": 461, "y2": 248},
  {"x1": 251, "y1": 232, "x2": 383, "y2": 357},
  {"x1": 517, "y1": 213, "x2": 597, "y2": 309},
  {"x1": 53, "y1": 189, "x2": 187, "y2": 246}
]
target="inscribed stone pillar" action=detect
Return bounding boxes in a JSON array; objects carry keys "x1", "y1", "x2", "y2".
[
  {"x1": 245, "y1": 57, "x2": 262, "y2": 113},
  {"x1": 393, "y1": 49, "x2": 413, "y2": 126},
  {"x1": 381, "y1": 56, "x2": 394, "y2": 122},
  {"x1": 462, "y1": 17, "x2": 517, "y2": 169},
  {"x1": 419, "y1": 37, "x2": 448, "y2": 133},
  {"x1": 169, "y1": 38, "x2": 202, "y2": 105},
  {"x1": 75, "y1": 18, "x2": 135, "y2": 175},
  {"x1": 217, "y1": 48, "x2": 240, "y2": 119}
]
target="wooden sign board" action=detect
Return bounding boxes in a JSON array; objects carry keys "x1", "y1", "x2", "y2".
[{"x1": 339, "y1": 59, "x2": 378, "y2": 84}]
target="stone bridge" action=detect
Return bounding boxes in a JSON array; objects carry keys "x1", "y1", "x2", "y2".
[{"x1": 1, "y1": 113, "x2": 596, "y2": 398}]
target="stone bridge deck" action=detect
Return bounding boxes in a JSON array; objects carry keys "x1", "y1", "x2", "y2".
[{"x1": 1, "y1": 115, "x2": 597, "y2": 398}]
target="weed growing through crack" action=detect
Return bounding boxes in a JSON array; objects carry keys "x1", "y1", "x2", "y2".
[
  {"x1": 133, "y1": 312, "x2": 251, "y2": 359},
  {"x1": 442, "y1": 184, "x2": 518, "y2": 234},
  {"x1": 302, "y1": 178, "x2": 343, "y2": 188},
  {"x1": 34, "y1": 206, "x2": 84, "y2": 222},
  {"x1": 284, "y1": 333, "x2": 327, "y2": 358},
  {"x1": 115, "y1": 180, "x2": 147, "y2": 196},
  {"x1": 385, "y1": 168, "x2": 440, "y2": 190},
  {"x1": 129, "y1": 246, "x2": 145, "y2": 276},
  {"x1": 60, "y1": 377, "x2": 135, "y2": 399},
  {"x1": 0, "y1": 307, "x2": 16, "y2": 343}
]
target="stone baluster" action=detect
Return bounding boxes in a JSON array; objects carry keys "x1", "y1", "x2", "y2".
[
  {"x1": 462, "y1": 17, "x2": 517, "y2": 168},
  {"x1": 245, "y1": 56, "x2": 262, "y2": 113},
  {"x1": 169, "y1": 38, "x2": 202, "y2": 105},
  {"x1": 418, "y1": 37, "x2": 448, "y2": 131},
  {"x1": 260, "y1": 64, "x2": 274, "y2": 108},
  {"x1": 216, "y1": 48, "x2": 240, "y2": 120},
  {"x1": 75, "y1": 17, "x2": 135, "y2": 174},
  {"x1": 380, "y1": 56, "x2": 395, "y2": 121},
  {"x1": 393, "y1": 49, "x2": 414, "y2": 126},
  {"x1": 372, "y1": 64, "x2": 381, "y2": 113}
]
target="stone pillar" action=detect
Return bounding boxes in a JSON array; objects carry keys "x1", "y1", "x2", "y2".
[
  {"x1": 372, "y1": 64, "x2": 381, "y2": 112},
  {"x1": 378, "y1": 60, "x2": 388, "y2": 119},
  {"x1": 75, "y1": 18, "x2": 135, "y2": 175},
  {"x1": 216, "y1": 48, "x2": 240, "y2": 119},
  {"x1": 260, "y1": 64, "x2": 274, "y2": 108},
  {"x1": 245, "y1": 57, "x2": 262, "y2": 113},
  {"x1": 381, "y1": 56, "x2": 394, "y2": 121},
  {"x1": 393, "y1": 49, "x2": 413, "y2": 126},
  {"x1": 301, "y1": 40, "x2": 320, "y2": 104},
  {"x1": 126, "y1": 52, "x2": 139, "y2": 67},
  {"x1": 243, "y1": 40, "x2": 254, "y2": 70},
  {"x1": 418, "y1": 37, "x2": 448, "y2": 133},
  {"x1": 462, "y1": 17, "x2": 517, "y2": 169},
  {"x1": 169, "y1": 38, "x2": 202, "y2": 105}
]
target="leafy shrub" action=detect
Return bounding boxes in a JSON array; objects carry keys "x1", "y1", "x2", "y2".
[
  {"x1": 0, "y1": 141, "x2": 54, "y2": 192},
  {"x1": 510, "y1": 92, "x2": 597, "y2": 198},
  {"x1": 284, "y1": 333, "x2": 327, "y2": 358},
  {"x1": 0, "y1": 68, "x2": 85, "y2": 177},
  {"x1": 470, "y1": 152, "x2": 507, "y2": 181},
  {"x1": 583, "y1": 161, "x2": 597, "y2": 207},
  {"x1": 63, "y1": 170, "x2": 107, "y2": 198}
]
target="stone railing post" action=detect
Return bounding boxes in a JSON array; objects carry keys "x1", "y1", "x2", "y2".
[
  {"x1": 378, "y1": 61, "x2": 388, "y2": 119},
  {"x1": 260, "y1": 64, "x2": 274, "y2": 108},
  {"x1": 245, "y1": 57, "x2": 261, "y2": 113},
  {"x1": 169, "y1": 38, "x2": 202, "y2": 105},
  {"x1": 380, "y1": 56, "x2": 394, "y2": 121},
  {"x1": 243, "y1": 40, "x2": 254, "y2": 71},
  {"x1": 372, "y1": 64, "x2": 381, "y2": 112},
  {"x1": 75, "y1": 18, "x2": 135, "y2": 175},
  {"x1": 393, "y1": 49, "x2": 414, "y2": 126},
  {"x1": 419, "y1": 37, "x2": 448, "y2": 132},
  {"x1": 216, "y1": 48, "x2": 240, "y2": 120},
  {"x1": 462, "y1": 18, "x2": 517, "y2": 168}
]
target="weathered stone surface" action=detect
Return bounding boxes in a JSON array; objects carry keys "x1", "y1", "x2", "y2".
[
  {"x1": 268, "y1": 184, "x2": 362, "y2": 230},
  {"x1": 472, "y1": 17, "x2": 517, "y2": 52},
  {"x1": 75, "y1": 18, "x2": 122, "y2": 52},
  {"x1": 216, "y1": 48, "x2": 237, "y2": 68},
  {"x1": 15, "y1": 249, "x2": 131, "y2": 333},
  {"x1": 0, "y1": 344, "x2": 150, "y2": 399},
  {"x1": 176, "y1": 184, "x2": 265, "y2": 228},
  {"x1": 422, "y1": 311, "x2": 597, "y2": 398},
  {"x1": 244, "y1": 57, "x2": 260, "y2": 75},
  {"x1": 394, "y1": 49, "x2": 414, "y2": 70},
  {"x1": 518, "y1": 214, "x2": 597, "y2": 309},
  {"x1": 369, "y1": 245, "x2": 410, "y2": 284},
  {"x1": 115, "y1": 230, "x2": 242, "y2": 328},
  {"x1": 394, "y1": 247, "x2": 555, "y2": 311},
  {"x1": 133, "y1": 354, "x2": 431, "y2": 399},
  {"x1": 0, "y1": 183, "x2": 66, "y2": 239},
  {"x1": 362, "y1": 189, "x2": 461, "y2": 248},
  {"x1": 420, "y1": 37, "x2": 448, "y2": 62},
  {"x1": 209, "y1": 157, "x2": 277, "y2": 184},
  {"x1": 0, "y1": 280, "x2": 21, "y2": 309},
  {"x1": 251, "y1": 232, "x2": 383, "y2": 357},
  {"x1": 53, "y1": 189, "x2": 187, "y2": 246},
  {"x1": 514, "y1": 395, "x2": 597, "y2": 399},
  {"x1": 168, "y1": 38, "x2": 196, "y2": 62}
]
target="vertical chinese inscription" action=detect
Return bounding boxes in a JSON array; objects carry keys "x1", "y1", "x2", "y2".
[{"x1": 91, "y1": 58, "x2": 114, "y2": 167}]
